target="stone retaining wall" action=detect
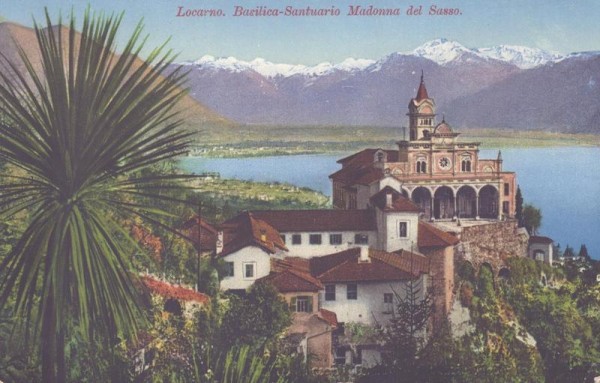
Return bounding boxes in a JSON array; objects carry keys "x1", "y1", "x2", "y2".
[{"x1": 455, "y1": 220, "x2": 528, "y2": 273}]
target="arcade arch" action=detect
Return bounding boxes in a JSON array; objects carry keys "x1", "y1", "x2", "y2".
[
  {"x1": 479, "y1": 185, "x2": 499, "y2": 219},
  {"x1": 434, "y1": 186, "x2": 454, "y2": 219}
]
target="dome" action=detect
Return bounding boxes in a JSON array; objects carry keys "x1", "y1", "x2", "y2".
[{"x1": 434, "y1": 121, "x2": 453, "y2": 134}]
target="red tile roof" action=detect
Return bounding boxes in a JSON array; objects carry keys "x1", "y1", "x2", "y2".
[
  {"x1": 309, "y1": 248, "x2": 360, "y2": 277},
  {"x1": 332, "y1": 149, "x2": 401, "y2": 187},
  {"x1": 418, "y1": 221, "x2": 459, "y2": 248},
  {"x1": 371, "y1": 249, "x2": 430, "y2": 277},
  {"x1": 180, "y1": 216, "x2": 218, "y2": 251},
  {"x1": 370, "y1": 186, "x2": 422, "y2": 213},
  {"x1": 219, "y1": 212, "x2": 287, "y2": 257},
  {"x1": 317, "y1": 257, "x2": 414, "y2": 283},
  {"x1": 250, "y1": 210, "x2": 376, "y2": 232},
  {"x1": 257, "y1": 269, "x2": 323, "y2": 293},
  {"x1": 318, "y1": 309, "x2": 338, "y2": 328},
  {"x1": 141, "y1": 275, "x2": 210, "y2": 304},
  {"x1": 271, "y1": 257, "x2": 310, "y2": 274},
  {"x1": 336, "y1": 149, "x2": 399, "y2": 166}
]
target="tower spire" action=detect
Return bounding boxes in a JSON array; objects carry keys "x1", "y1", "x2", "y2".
[{"x1": 416, "y1": 70, "x2": 429, "y2": 101}]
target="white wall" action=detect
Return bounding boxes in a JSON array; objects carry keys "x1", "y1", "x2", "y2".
[
  {"x1": 319, "y1": 276, "x2": 428, "y2": 325},
  {"x1": 375, "y1": 210, "x2": 420, "y2": 252},
  {"x1": 529, "y1": 242, "x2": 553, "y2": 264},
  {"x1": 281, "y1": 231, "x2": 377, "y2": 258},
  {"x1": 219, "y1": 246, "x2": 272, "y2": 290}
]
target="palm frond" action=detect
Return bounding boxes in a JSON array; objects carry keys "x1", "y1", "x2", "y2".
[{"x1": 0, "y1": 7, "x2": 193, "y2": 381}]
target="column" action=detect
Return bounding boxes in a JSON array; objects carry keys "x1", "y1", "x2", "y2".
[
  {"x1": 475, "y1": 192, "x2": 480, "y2": 220},
  {"x1": 453, "y1": 188, "x2": 458, "y2": 221}
]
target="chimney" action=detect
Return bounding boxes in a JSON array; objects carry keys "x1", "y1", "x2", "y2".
[
  {"x1": 386, "y1": 192, "x2": 393, "y2": 208},
  {"x1": 359, "y1": 245, "x2": 370, "y2": 263},
  {"x1": 216, "y1": 230, "x2": 224, "y2": 255}
]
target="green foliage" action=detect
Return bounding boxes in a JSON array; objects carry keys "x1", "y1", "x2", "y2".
[
  {"x1": 578, "y1": 244, "x2": 590, "y2": 260},
  {"x1": 360, "y1": 278, "x2": 433, "y2": 382},
  {"x1": 503, "y1": 257, "x2": 600, "y2": 382},
  {"x1": 563, "y1": 245, "x2": 576, "y2": 258},
  {"x1": 219, "y1": 283, "x2": 291, "y2": 350},
  {"x1": 523, "y1": 204, "x2": 542, "y2": 235},
  {"x1": 0, "y1": 9, "x2": 190, "y2": 381},
  {"x1": 515, "y1": 186, "x2": 524, "y2": 228}
]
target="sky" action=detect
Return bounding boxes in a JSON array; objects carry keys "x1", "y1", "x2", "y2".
[{"x1": 2, "y1": 1, "x2": 600, "y2": 64}]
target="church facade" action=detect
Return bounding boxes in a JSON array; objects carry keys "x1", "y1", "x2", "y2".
[{"x1": 331, "y1": 74, "x2": 516, "y2": 221}]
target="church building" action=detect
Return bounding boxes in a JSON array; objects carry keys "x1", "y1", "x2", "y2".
[{"x1": 331, "y1": 74, "x2": 516, "y2": 221}]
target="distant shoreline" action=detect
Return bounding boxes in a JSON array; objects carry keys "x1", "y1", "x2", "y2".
[{"x1": 190, "y1": 126, "x2": 600, "y2": 158}]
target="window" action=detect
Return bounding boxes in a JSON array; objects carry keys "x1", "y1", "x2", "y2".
[
  {"x1": 347, "y1": 284, "x2": 357, "y2": 300},
  {"x1": 461, "y1": 159, "x2": 471, "y2": 172},
  {"x1": 354, "y1": 234, "x2": 368, "y2": 245},
  {"x1": 334, "y1": 347, "x2": 346, "y2": 366},
  {"x1": 280, "y1": 234, "x2": 286, "y2": 244},
  {"x1": 292, "y1": 234, "x2": 302, "y2": 245},
  {"x1": 383, "y1": 293, "x2": 394, "y2": 313},
  {"x1": 325, "y1": 285, "x2": 336, "y2": 301},
  {"x1": 376, "y1": 152, "x2": 385, "y2": 162},
  {"x1": 225, "y1": 262, "x2": 234, "y2": 277},
  {"x1": 398, "y1": 221, "x2": 408, "y2": 238},
  {"x1": 243, "y1": 262, "x2": 255, "y2": 279},
  {"x1": 290, "y1": 296, "x2": 313, "y2": 313},
  {"x1": 330, "y1": 234, "x2": 342, "y2": 245},
  {"x1": 416, "y1": 160, "x2": 427, "y2": 173},
  {"x1": 504, "y1": 183, "x2": 510, "y2": 196},
  {"x1": 309, "y1": 234, "x2": 322, "y2": 245}
]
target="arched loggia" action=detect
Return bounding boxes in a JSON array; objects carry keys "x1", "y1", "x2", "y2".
[
  {"x1": 433, "y1": 186, "x2": 454, "y2": 220},
  {"x1": 412, "y1": 187, "x2": 432, "y2": 220}
]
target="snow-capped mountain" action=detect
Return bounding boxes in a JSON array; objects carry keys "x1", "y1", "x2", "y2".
[
  {"x1": 410, "y1": 38, "x2": 564, "y2": 69},
  {"x1": 410, "y1": 38, "x2": 487, "y2": 66},
  {"x1": 183, "y1": 39, "x2": 567, "y2": 79},
  {"x1": 476, "y1": 45, "x2": 563, "y2": 69},
  {"x1": 170, "y1": 39, "x2": 600, "y2": 132},
  {"x1": 184, "y1": 55, "x2": 375, "y2": 78}
]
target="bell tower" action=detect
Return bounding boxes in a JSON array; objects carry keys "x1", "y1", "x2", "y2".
[{"x1": 407, "y1": 72, "x2": 436, "y2": 141}]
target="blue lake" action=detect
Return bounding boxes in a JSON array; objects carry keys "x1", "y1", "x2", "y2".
[{"x1": 180, "y1": 147, "x2": 600, "y2": 259}]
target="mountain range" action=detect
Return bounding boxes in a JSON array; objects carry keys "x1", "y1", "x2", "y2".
[
  {"x1": 0, "y1": 21, "x2": 234, "y2": 137},
  {"x1": 172, "y1": 38, "x2": 600, "y2": 133}
]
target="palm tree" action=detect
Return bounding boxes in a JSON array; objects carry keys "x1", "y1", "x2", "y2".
[{"x1": 0, "y1": 9, "x2": 191, "y2": 382}]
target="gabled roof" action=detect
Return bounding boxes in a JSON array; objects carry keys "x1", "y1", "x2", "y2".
[
  {"x1": 310, "y1": 248, "x2": 417, "y2": 283},
  {"x1": 329, "y1": 165, "x2": 384, "y2": 186},
  {"x1": 180, "y1": 216, "x2": 218, "y2": 251},
  {"x1": 418, "y1": 221, "x2": 459, "y2": 248},
  {"x1": 370, "y1": 186, "x2": 422, "y2": 213},
  {"x1": 317, "y1": 257, "x2": 414, "y2": 283},
  {"x1": 141, "y1": 275, "x2": 210, "y2": 304},
  {"x1": 336, "y1": 149, "x2": 399, "y2": 166},
  {"x1": 310, "y1": 248, "x2": 360, "y2": 277},
  {"x1": 219, "y1": 212, "x2": 287, "y2": 257},
  {"x1": 250, "y1": 209, "x2": 377, "y2": 232},
  {"x1": 371, "y1": 249, "x2": 430, "y2": 277},
  {"x1": 257, "y1": 269, "x2": 323, "y2": 293}
]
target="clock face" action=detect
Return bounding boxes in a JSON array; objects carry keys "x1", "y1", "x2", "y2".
[{"x1": 439, "y1": 157, "x2": 452, "y2": 170}]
